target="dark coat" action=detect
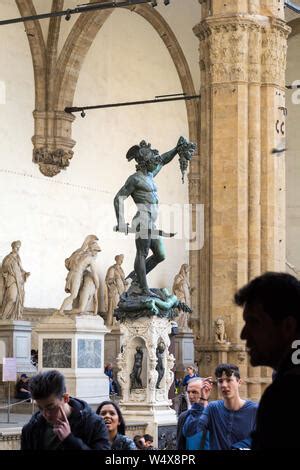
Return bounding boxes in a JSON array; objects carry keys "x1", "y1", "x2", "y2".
[
  {"x1": 176, "y1": 410, "x2": 189, "y2": 450},
  {"x1": 251, "y1": 353, "x2": 300, "y2": 449},
  {"x1": 21, "y1": 397, "x2": 111, "y2": 450}
]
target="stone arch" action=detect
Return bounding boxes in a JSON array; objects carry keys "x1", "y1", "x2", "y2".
[
  {"x1": 15, "y1": 0, "x2": 46, "y2": 109},
  {"x1": 55, "y1": 4, "x2": 198, "y2": 142}
]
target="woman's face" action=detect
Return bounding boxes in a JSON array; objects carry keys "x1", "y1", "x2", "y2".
[{"x1": 99, "y1": 404, "x2": 120, "y2": 434}]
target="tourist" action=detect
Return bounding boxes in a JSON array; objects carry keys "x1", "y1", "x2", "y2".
[
  {"x1": 133, "y1": 434, "x2": 145, "y2": 449},
  {"x1": 96, "y1": 400, "x2": 136, "y2": 450},
  {"x1": 177, "y1": 377, "x2": 211, "y2": 450},
  {"x1": 182, "y1": 364, "x2": 257, "y2": 450},
  {"x1": 21, "y1": 370, "x2": 110, "y2": 450},
  {"x1": 235, "y1": 272, "x2": 300, "y2": 449},
  {"x1": 182, "y1": 366, "x2": 199, "y2": 387},
  {"x1": 15, "y1": 374, "x2": 31, "y2": 401},
  {"x1": 143, "y1": 434, "x2": 155, "y2": 449}
]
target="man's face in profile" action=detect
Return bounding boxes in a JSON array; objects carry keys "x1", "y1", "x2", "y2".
[
  {"x1": 187, "y1": 380, "x2": 202, "y2": 404},
  {"x1": 241, "y1": 303, "x2": 287, "y2": 368}
]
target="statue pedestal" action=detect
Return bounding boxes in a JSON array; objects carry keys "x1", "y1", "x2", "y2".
[
  {"x1": 35, "y1": 314, "x2": 109, "y2": 404},
  {"x1": 104, "y1": 324, "x2": 122, "y2": 369},
  {"x1": 174, "y1": 329, "x2": 195, "y2": 377},
  {"x1": 0, "y1": 320, "x2": 37, "y2": 374},
  {"x1": 117, "y1": 316, "x2": 177, "y2": 449}
]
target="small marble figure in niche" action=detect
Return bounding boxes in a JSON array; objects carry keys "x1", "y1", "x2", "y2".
[
  {"x1": 156, "y1": 341, "x2": 165, "y2": 389},
  {"x1": 130, "y1": 346, "x2": 143, "y2": 391}
]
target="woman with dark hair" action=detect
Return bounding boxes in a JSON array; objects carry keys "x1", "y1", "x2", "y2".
[{"x1": 96, "y1": 401, "x2": 136, "y2": 450}]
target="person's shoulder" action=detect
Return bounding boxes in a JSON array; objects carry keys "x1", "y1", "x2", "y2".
[
  {"x1": 207, "y1": 400, "x2": 222, "y2": 409},
  {"x1": 113, "y1": 434, "x2": 136, "y2": 450},
  {"x1": 22, "y1": 411, "x2": 42, "y2": 431},
  {"x1": 178, "y1": 409, "x2": 189, "y2": 422},
  {"x1": 244, "y1": 400, "x2": 259, "y2": 410}
]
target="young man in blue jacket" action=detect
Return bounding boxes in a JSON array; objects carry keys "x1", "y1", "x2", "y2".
[
  {"x1": 21, "y1": 369, "x2": 111, "y2": 450},
  {"x1": 183, "y1": 364, "x2": 257, "y2": 450}
]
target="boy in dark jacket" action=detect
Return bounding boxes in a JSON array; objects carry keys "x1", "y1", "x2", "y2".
[{"x1": 21, "y1": 369, "x2": 111, "y2": 450}]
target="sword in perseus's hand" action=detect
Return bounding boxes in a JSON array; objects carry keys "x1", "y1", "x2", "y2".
[{"x1": 113, "y1": 224, "x2": 176, "y2": 238}]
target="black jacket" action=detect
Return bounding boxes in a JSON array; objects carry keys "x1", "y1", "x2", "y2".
[
  {"x1": 176, "y1": 410, "x2": 189, "y2": 450},
  {"x1": 21, "y1": 397, "x2": 111, "y2": 450},
  {"x1": 251, "y1": 353, "x2": 300, "y2": 449}
]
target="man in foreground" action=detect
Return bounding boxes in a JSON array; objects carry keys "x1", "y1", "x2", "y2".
[
  {"x1": 21, "y1": 370, "x2": 110, "y2": 450},
  {"x1": 235, "y1": 271, "x2": 300, "y2": 449}
]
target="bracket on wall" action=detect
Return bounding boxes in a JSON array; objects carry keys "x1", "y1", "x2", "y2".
[{"x1": 65, "y1": 93, "x2": 201, "y2": 117}]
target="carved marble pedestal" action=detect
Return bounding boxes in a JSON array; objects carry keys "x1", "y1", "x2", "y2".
[
  {"x1": 174, "y1": 329, "x2": 195, "y2": 377},
  {"x1": 0, "y1": 320, "x2": 37, "y2": 375},
  {"x1": 117, "y1": 316, "x2": 177, "y2": 449},
  {"x1": 35, "y1": 314, "x2": 109, "y2": 404},
  {"x1": 104, "y1": 325, "x2": 122, "y2": 369}
]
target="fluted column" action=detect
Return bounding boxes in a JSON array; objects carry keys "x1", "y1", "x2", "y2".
[{"x1": 194, "y1": 0, "x2": 289, "y2": 399}]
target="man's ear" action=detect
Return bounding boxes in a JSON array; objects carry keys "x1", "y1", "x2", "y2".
[
  {"x1": 63, "y1": 393, "x2": 70, "y2": 403},
  {"x1": 282, "y1": 316, "x2": 298, "y2": 341}
]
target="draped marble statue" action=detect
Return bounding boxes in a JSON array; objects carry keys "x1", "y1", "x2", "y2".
[
  {"x1": 172, "y1": 264, "x2": 193, "y2": 330},
  {"x1": 57, "y1": 234, "x2": 101, "y2": 315},
  {"x1": 104, "y1": 254, "x2": 128, "y2": 327},
  {"x1": 1, "y1": 240, "x2": 30, "y2": 320}
]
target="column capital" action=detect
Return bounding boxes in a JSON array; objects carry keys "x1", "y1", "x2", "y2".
[{"x1": 193, "y1": 14, "x2": 290, "y2": 86}]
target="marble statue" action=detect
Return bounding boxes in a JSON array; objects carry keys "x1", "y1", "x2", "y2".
[
  {"x1": 156, "y1": 341, "x2": 165, "y2": 389},
  {"x1": 57, "y1": 235, "x2": 101, "y2": 315},
  {"x1": 172, "y1": 263, "x2": 194, "y2": 330},
  {"x1": 1, "y1": 240, "x2": 30, "y2": 320},
  {"x1": 130, "y1": 346, "x2": 143, "y2": 391},
  {"x1": 113, "y1": 137, "x2": 196, "y2": 316},
  {"x1": 214, "y1": 317, "x2": 228, "y2": 344},
  {"x1": 104, "y1": 254, "x2": 128, "y2": 326}
]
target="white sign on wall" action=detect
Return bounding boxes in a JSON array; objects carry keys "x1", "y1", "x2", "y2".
[{"x1": 2, "y1": 357, "x2": 17, "y2": 382}]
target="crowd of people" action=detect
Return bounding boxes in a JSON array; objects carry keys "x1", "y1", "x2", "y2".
[{"x1": 18, "y1": 272, "x2": 300, "y2": 450}]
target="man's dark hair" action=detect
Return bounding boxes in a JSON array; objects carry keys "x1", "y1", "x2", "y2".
[
  {"x1": 29, "y1": 370, "x2": 66, "y2": 400},
  {"x1": 96, "y1": 400, "x2": 126, "y2": 435},
  {"x1": 234, "y1": 271, "x2": 300, "y2": 327},
  {"x1": 143, "y1": 434, "x2": 153, "y2": 443},
  {"x1": 133, "y1": 435, "x2": 144, "y2": 449},
  {"x1": 215, "y1": 364, "x2": 240, "y2": 380}
]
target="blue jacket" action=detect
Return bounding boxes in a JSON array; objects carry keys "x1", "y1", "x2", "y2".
[{"x1": 183, "y1": 400, "x2": 257, "y2": 450}]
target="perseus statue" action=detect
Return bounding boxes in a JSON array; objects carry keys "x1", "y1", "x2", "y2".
[{"x1": 113, "y1": 137, "x2": 196, "y2": 297}]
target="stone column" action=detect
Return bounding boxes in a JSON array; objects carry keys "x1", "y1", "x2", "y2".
[{"x1": 194, "y1": 1, "x2": 289, "y2": 399}]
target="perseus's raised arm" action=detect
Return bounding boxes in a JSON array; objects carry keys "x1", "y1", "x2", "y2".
[
  {"x1": 113, "y1": 175, "x2": 137, "y2": 228},
  {"x1": 152, "y1": 138, "x2": 183, "y2": 176}
]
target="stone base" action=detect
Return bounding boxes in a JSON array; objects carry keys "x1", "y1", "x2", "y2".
[
  {"x1": 116, "y1": 315, "x2": 177, "y2": 447},
  {"x1": 174, "y1": 329, "x2": 195, "y2": 377},
  {"x1": 104, "y1": 326, "x2": 122, "y2": 369},
  {"x1": 121, "y1": 403, "x2": 177, "y2": 449},
  {"x1": 35, "y1": 314, "x2": 109, "y2": 404},
  {"x1": 0, "y1": 320, "x2": 37, "y2": 375}
]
